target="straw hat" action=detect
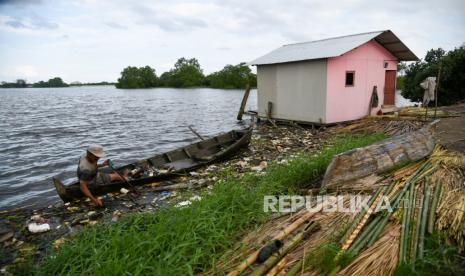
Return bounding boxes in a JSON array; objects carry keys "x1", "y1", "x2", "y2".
[{"x1": 87, "y1": 144, "x2": 105, "y2": 158}]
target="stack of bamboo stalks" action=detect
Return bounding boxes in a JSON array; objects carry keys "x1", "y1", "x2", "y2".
[
  {"x1": 398, "y1": 107, "x2": 450, "y2": 118},
  {"x1": 208, "y1": 146, "x2": 465, "y2": 275},
  {"x1": 338, "y1": 118, "x2": 425, "y2": 136}
]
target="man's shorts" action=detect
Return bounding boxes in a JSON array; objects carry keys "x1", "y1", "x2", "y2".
[{"x1": 90, "y1": 173, "x2": 112, "y2": 187}]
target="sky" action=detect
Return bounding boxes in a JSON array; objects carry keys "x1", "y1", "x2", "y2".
[{"x1": 0, "y1": 0, "x2": 464, "y2": 83}]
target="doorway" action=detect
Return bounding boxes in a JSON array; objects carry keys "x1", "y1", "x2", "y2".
[{"x1": 383, "y1": 70, "x2": 396, "y2": 105}]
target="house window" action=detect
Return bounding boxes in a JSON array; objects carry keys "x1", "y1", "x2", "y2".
[{"x1": 345, "y1": 71, "x2": 355, "y2": 86}]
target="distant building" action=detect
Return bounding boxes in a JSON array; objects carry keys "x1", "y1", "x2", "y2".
[{"x1": 250, "y1": 30, "x2": 418, "y2": 124}]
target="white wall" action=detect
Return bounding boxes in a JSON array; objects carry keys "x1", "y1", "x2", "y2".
[{"x1": 257, "y1": 59, "x2": 327, "y2": 123}]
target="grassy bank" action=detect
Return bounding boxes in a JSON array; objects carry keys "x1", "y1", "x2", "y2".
[{"x1": 27, "y1": 133, "x2": 385, "y2": 275}]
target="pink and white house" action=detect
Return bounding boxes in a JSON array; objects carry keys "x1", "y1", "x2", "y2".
[{"x1": 250, "y1": 30, "x2": 418, "y2": 124}]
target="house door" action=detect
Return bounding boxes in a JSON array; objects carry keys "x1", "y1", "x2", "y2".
[{"x1": 383, "y1": 70, "x2": 396, "y2": 105}]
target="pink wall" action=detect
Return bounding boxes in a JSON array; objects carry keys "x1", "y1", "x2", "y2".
[{"x1": 326, "y1": 40, "x2": 398, "y2": 123}]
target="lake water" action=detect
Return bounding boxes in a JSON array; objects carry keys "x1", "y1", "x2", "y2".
[
  {"x1": 0, "y1": 86, "x2": 257, "y2": 210},
  {"x1": 0, "y1": 87, "x2": 413, "y2": 210}
]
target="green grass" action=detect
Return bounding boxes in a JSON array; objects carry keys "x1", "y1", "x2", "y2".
[
  {"x1": 29, "y1": 133, "x2": 386, "y2": 275},
  {"x1": 394, "y1": 233, "x2": 465, "y2": 276}
]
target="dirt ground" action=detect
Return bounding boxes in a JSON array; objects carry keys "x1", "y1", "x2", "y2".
[{"x1": 436, "y1": 102, "x2": 465, "y2": 153}]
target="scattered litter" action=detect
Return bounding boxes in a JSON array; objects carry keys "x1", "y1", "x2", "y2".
[
  {"x1": 66, "y1": 206, "x2": 79, "y2": 212},
  {"x1": 159, "y1": 191, "x2": 171, "y2": 200},
  {"x1": 189, "y1": 172, "x2": 199, "y2": 176},
  {"x1": 53, "y1": 237, "x2": 66, "y2": 249},
  {"x1": 28, "y1": 222, "x2": 50, "y2": 233},
  {"x1": 111, "y1": 210, "x2": 122, "y2": 222},
  {"x1": 236, "y1": 160, "x2": 248, "y2": 168},
  {"x1": 190, "y1": 195, "x2": 202, "y2": 201},
  {"x1": 148, "y1": 182, "x2": 161, "y2": 187},
  {"x1": 176, "y1": 201, "x2": 192, "y2": 207},
  {"x1": 251, "y1": 161, "x2": 268, "y2": 172},
  {"x1": 120, "y1": 188, "x2": 129, "y2": 194}
]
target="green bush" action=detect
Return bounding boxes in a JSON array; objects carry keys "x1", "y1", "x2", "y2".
[
  {"x1": 158, "y1": 58, "x2": 204, "y2": 88},
  {"x1": 401, "y1": 46, "x2": 465, "y2": 105},
  {"x1": 115, "y1": 66, "x2": 157, "y2": 89},
  {"x1": 206, "y1": 63, "x2": 257, "y2": 89}
]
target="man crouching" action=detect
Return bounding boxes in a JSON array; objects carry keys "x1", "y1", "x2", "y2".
[{"x1": 78, "y1": 144, "x2": 128, "y2": 207}]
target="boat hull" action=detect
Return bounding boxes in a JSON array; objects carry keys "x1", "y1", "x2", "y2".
[{"x1": 54, "y1": 127, "x2": 253, "y2": 202}]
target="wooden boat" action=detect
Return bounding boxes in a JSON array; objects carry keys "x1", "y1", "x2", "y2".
[
  {"x1": 322, "y1": 121, "x2": 438, "y2": 189},
  {"x1": 53, "y1": 126, "x2": 253, "y2": 202}
]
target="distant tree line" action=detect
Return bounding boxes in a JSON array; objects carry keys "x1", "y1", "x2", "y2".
[
  {"x1": 0, "y1": 79, "x2": 28, "y2": 88},
  {"x1": 115, "y1": 58, "x2": 257, "y2": 89},
  {"x1": 0, "y1": 77, "x2": 69, "y2": 88},
  {"x1": 69, "y1": 81, "x2": 115, "y2": 86},
  {"x1": 401, "y1": 44, "x2": 465, "y2": 105},
  {"x1": 32, "y1": 77, "x2": 69, "y2": 88}
]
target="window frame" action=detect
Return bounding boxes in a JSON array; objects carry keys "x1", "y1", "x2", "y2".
[{"x1": 345, "y1": 71, "x2": 355, "y2": 87}]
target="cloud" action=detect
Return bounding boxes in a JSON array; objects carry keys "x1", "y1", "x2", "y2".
[
  {"x1": 104, "y1": 21, "x2": 126, "y2": 29},
  {"x1": 15, "y1": 65, "x2": 38, "y2": 78},
  {"x1": 130, "y1": 3, "x2": 207, "y2": 32},
  {"x1": 0, "y1": 0, "x2": 464, "y2": 82},
  {"x1": 2, "y1": 14, "x2": 58, "y2": 30},
  {"x1": 5, "y1": 19, "x2": 26, "y2": 28},
  {"x1": 0, "y1": 0, "x2": 42, "y2": 6}
]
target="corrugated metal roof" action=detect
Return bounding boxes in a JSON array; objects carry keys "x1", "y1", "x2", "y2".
[{"x1": 250, "y1": 30, "x2": 418, "y2": 65}]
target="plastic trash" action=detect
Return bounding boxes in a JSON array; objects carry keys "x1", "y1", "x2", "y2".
[{"x1": 28, "y1": 222, "x2": 50, "y2": 233}]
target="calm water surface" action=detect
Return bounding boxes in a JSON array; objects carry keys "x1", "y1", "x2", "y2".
[{"x1": 0, "y1": 86, "x2": 257, "y2": 210}]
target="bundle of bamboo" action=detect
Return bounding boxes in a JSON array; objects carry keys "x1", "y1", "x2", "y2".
[
  {"x1": 209, "y1": 146, "x2": 465, "y2": 275},
  {"x1": 338, "y1": 118, "x2": 425, "y2": 136},
  {"x1": 338, "y1": 224, "x2": 400, "y2": 275}
]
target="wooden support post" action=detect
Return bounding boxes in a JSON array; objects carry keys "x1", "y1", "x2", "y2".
[
  {"x1": 266, "y1": 101, "x2": 277, "y2": 127},
  {"x1": 237, "y1": 84, "x2": 251, "y2": 121},
  {"x1": 434, "y1": 63, "x2": 442, "y2": 119}
]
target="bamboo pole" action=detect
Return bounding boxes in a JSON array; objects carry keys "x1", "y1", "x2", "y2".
[
  {"x1": 399, "y1": 191, "x2": 410, "y2": 263},
  {"x1": 404, "y1": 183, "x2": 415, "y2": 263},
  {"x1": 408, "y1": 183, "x2": 418, "y2": 262},
  {"x1": 266, "y1": 256, "x2": 288, "y2": 276},
  {"x1": 339, "y1": 187, "x2": 383, "y2": 245},
  {"x1": 340, "y1": 188, "x2": 385, "y2": 250},
  {"x1": 348, "y1": 215, "x2": 383, "y2": 253},
  {"x1": 411, "y1": 183, "x2": 424, "y2": 264},
  {"x1": 418, "y1": 182, "x2": 431, "y2": 259},
  {"x1": 428, "y1": 179, "x2": 442, "y2": 234},
  {"x1": 227, "y1": 201, "x2": 329, "y2": 276},
  {"x1": 250, "y1": 222, "x2": 320, "y2": 276}
]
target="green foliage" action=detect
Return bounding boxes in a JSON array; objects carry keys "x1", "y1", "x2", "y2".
[
  {"x1": 32, "y1": 77, "x2": 69, "y2": 88},
  {"x1": 401, "y1": 46, "x2": 465, "y2": 105},
  {"x1": 30, "y1": 133, "x2": 385, "y2": 275},
  {"x1": 115, "y1": 66, "x2": 157, "y2": 89},
  {"x1": 159, "y1": 58, "x2": 204, "y2": 88},
  {"x1": 394, "y1": 233, "x2": 465, "y2": 276},
  {"x1": 206, "y1": 62, "x2": 257, "y2": 89},
  {"x1": 397, "y1": 75, "x2": 406, "y2": 90},
  {"x1": 0, "y1": 79, "x2": 28, "y2": 88},
  {"x1": 116, "y1": 58, "x2": 256, "y2": 89}
]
